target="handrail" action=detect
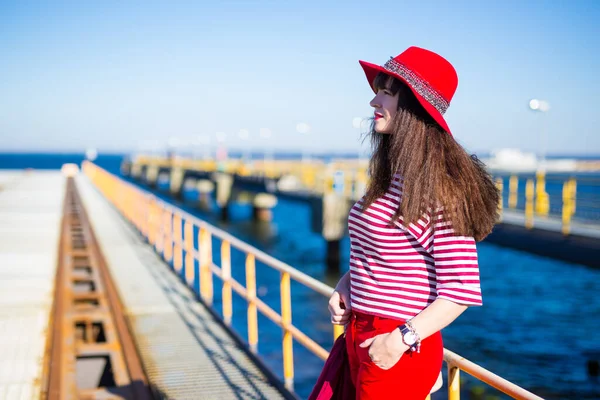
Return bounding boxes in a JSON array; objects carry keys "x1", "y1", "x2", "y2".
[
  {"x1": 83, "y1": 161, "x2": 338, "y2": 392},
  {"x1": 444, "y1": 349, "x2": 543, "y2": 400},
  {"x1": 83, "y1": 161, "x2": 543, "y2": 399}
]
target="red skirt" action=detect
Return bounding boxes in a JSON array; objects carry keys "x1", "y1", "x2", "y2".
[{"x1": 346, "y1": 311, "x2": 443, "y2": 399}]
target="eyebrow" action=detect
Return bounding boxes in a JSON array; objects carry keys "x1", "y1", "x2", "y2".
[
  {"x1": 374, "y1": 75, "x2": 393, "y2": 91},
  {"x1": 375, "y1": 79, "x2": 392, "y2": 90}
]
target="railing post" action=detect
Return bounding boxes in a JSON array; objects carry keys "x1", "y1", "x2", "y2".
[
  {"x1": 280, "y1": 272, "x2": 294, "y2": 391},
  {"x1": 333, "y1": 324, "x2": 345, "y2": 341},
  {"x1": 562, "y1": 178, "x2": 578, "y2": 236},
  {"x1": 184, "y1": 220, "x2": 194, "y2": 286},
  {"x1": 495, "y1": 177, "x2": 503, "y2": 221},
  {"x1": 173, "y1": 213, "x2": 183, "y2": 273},
  {"x1": 131, "y1": 189, "x2": 138, "y2": 229},
  {"x1": 246, "y1": 254, "x2": 258, "y2": 353},
  {"x1": 448, "y1": 364, "x2": 460, "y2": 400},
  {"x1": 535, "y1": 170, "x2": 549, "y2": 216},
  {"x1": 141, "y1": 193, "x2": 148, "y2": 235},
  {"x1": 164, "y1": 211, "x2": 173, "y2": 263},
  {"x1": 146, "y1": 197, "x2": 154, "y2": 247},
  {"x1": 146, "y1": 196, "x2": 153, "y2": 241},
  {"x1": 127, "y1": 186, "x2": 133, "y2": 223},
  {"x1": 199, "y1": 227, "x2": 213, "y2": 305},
  {"x1": 155, "y1": 202, "x2": 164, "y2": 254},
  {"x1": 509, "y1": 175, "x2": 518, "y2": 208},
  {"x1": 525, "y1": 179, "x2": 534, "y2": 229},
  {"x1": 221, "y1": 241, "x2": 233, "y2": 326},
  {"x1": 562, "y1": 180, "x2": 570, "y2": 235},
  {"x1": 139, "y1": 193, "x2": 146, "y2": 238},
  {"x1": 571, "y1": 178, "x2": 577, "y2": 214}
]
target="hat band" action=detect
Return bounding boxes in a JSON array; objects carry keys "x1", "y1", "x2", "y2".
[{"x1": 383, "y1": 57, "x2": 449, "y2": 115}]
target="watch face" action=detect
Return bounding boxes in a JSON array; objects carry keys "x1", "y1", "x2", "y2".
[{"x1": 404, "y1": 332, "x2": 417, "y2": 346}]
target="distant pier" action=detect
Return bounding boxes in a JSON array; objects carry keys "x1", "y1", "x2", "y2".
[{"x1": 123, "y1": 155, "x2": 600, "y2": 270}]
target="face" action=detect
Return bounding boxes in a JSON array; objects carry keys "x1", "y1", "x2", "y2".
[{"x1": 370, "y1": 78, "x2": 400, "y2": 134}]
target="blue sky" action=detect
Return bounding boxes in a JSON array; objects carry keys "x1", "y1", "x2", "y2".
[{"x1": 1, "y1": 1, "x2": 599, "y2": 155}]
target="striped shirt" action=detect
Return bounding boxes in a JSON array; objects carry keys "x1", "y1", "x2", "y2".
[{"x1": 348, "y1": 174, "x2": 483, "y2": 321}]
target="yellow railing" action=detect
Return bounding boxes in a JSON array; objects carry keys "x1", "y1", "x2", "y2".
[
  {"x1": 83, "y1": 161, "x2": 340, "y2": 392},
  {"x1": 497, "y1": 172, "x2": 585, "y2": 234},
  {"x1": 84, "y1": 161, "x2": 542, "y2": 399}
]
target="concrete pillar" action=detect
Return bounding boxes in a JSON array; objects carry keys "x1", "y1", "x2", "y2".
[
  {"x1": 252, "y1": 193, "x2": 278, "y2": 222},
  {"x1": 130, "y1": 162, "x2": 142, "y2": 179},
  {"x1": 169, "y1": 167, "x2": 185, "y2": 197},
  {"x1": 197, "y1": 179, "x2": 215, "y2": 211},
  {"x1": 120, "y1": 160, "x2": 132, "y2": 176},
  {"x1": 353, "y1": 169, "x2": 368, "y2": 199},
  {"x1": 145, "y1": 165, "x2": 160, "y2": 186},
  {"x1": 314, "y1": 193, "x2": 353, "y2": 273},
  {"x1": 214, "y1": 173, "x2": 234, "y2": 221}
]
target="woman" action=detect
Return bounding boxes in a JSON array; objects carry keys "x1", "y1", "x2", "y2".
[{"x1": 328, "y1": 47, "x2": 499, "y2": 399}]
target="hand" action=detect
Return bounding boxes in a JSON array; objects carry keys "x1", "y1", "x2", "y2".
[
  {"x1": 359, "y1": 330, "x2": 409, "y2": 370},
  {"x1": 328, "y1": 278, "x2": 351, "y2": 325}
]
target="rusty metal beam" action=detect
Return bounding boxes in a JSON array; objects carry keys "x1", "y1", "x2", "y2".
[{"x1": 40, "y1": 178, "x2": 153, "y2": 400}]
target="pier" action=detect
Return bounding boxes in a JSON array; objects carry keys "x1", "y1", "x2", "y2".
[
  {"x1": 0, "y1": 163, "x2": 551, "y2": 399},
  {"x1": 124, "y1": 155, "x2": 600, "y2": 270}
]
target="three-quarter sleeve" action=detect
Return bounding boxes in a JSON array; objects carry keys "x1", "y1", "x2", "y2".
[{"x1": 431, "y1": 210, "x2": 483, "y2": 306}]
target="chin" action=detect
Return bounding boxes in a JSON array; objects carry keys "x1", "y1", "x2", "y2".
[{"x1": 374, "y1": 122, "x2": 391, "y2": 134}]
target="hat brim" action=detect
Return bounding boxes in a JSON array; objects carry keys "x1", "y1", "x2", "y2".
[{"x1": 359, "y1": 60, "x2": 452, "y2": 135}]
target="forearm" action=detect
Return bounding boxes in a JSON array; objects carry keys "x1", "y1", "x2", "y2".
[
  {"x1": 335, "y1": 271, "x2": 351, "y2": 291},
  {"x1": 409, "y1": 298, "x2": 468, "y2": 341}
]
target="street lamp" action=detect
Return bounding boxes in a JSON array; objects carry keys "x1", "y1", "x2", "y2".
[
  {"x1": 528, "y1": 99, "x2": 550, "y2": 171},
  {"x1": 529, "y1": 99, "x2": 551, "y2": 216}
]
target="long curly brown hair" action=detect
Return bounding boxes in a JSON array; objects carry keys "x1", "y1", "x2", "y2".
[{"x1": 362, "y1": 73, "x2": 499, "y2": 241}]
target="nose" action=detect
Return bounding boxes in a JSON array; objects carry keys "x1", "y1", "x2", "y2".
[{"x1": 370, "y1": 94, "x2": 380, "y2": 109}]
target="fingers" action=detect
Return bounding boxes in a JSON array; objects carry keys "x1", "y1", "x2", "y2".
[
  {"x1": 330, "y1": 312, "x2": 351, "y2": 325},
  {"x1": 338, "y1": 291, "x2": 352, "y2": 312},
  {"x1": 328, "y1": 292, "x2": 342, "y2": 314},
  {"x1": 359, "y1": 333, "x2": 384, "y2": 348},
  {"x1": 359, "y1": 336, "x2": 375, "y2": 348},
  {"x1": 360, "y1": 334, "x2": 401, "y2": 370},
  {"x1": 329, "y1": 305, "x2": 351, "y2": 324},
  {"x1": 328, "y1": 291, "x2": 352, "y2": 325}
]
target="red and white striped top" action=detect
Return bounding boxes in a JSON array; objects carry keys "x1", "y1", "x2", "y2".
[{"x1": 348, "y1": 174, "x2": 483, "y2": 321}]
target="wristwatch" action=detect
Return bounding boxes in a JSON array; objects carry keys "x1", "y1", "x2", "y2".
[{"x1": 398, "y1": 323, "x2": 419, "y2": 351}]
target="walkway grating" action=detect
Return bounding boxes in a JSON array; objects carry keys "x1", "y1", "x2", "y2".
[
  {"x1": 0, "y1": 171, "x2": 65, "y2": 400},
  {"x1": 76, "y1": 174, "x2": 292, "y2": 399}
]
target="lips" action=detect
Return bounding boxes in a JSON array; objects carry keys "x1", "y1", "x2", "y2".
[{"x1": 374, "y1": 112, "x2": 384, "y2": 120}]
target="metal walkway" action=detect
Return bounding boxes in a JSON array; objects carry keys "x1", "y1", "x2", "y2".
[
  {"x1": 76, "y1": 174, "x2": 290, "y2": 399},
  {"x1": 0, "y1": 171, "x2": 65, "y2": 400}
]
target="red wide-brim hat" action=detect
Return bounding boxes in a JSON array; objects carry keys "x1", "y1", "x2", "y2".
[{"x1": 359, "y1": 46, "x2": 458, "y2": 135}]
